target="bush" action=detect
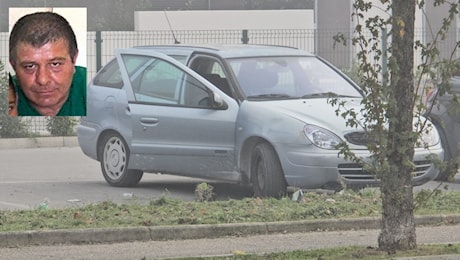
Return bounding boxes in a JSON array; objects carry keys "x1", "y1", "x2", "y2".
[
  {"x1": 0, "y1": 60, "x2": 30, "y2": 138},
  {"x1": 46, "y1": 117, "x2": 77, "y2": 136},
  {"x1": 195, "y1": 182, "x2": 215, "y2": 202}
]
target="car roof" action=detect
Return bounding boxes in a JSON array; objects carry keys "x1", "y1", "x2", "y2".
[{"x1": 134, "y1": 44, "x2": 315, "y2": 59}]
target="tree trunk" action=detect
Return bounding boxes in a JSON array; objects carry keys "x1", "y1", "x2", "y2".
[{"x1": 378, "y1": 0, "x2": 417, "y2": 253}]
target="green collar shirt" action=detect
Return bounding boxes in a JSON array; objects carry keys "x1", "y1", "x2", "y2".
[{"x1": 13, "y1": 66, "x2": 87, "y2": 116}]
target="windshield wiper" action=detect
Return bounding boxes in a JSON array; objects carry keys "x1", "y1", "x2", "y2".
[
  {"x1": 247, "y1": 93, "x2": 294, "y2": 99},
  {"x1": 247, "y1": 92, "x2": 360, "y2": 100},
  {"x1": 301, "y1": 92, "x2": 360, "y2": 99}
]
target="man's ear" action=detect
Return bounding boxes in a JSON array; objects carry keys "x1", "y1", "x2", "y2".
[
  {"x1": 9, "y1": 58, "x2": 16, "y2": 69},
  {"x1": 72, "y1": 49, "x2": 79, "y2": 64}
]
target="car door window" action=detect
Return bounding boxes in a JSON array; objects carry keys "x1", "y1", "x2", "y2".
[
  {"x1": 189, "y1": 56, "x2": 233, "y2": 97},
  {"x1": 170, "y1": 55, "x2": 187, "y2": 64},
  {"x1": 122, "y1": 54, "x2": 211, "y2": 108},
  {"x1": 92, "y1": 58, "x2": 123, "y2": 88}
]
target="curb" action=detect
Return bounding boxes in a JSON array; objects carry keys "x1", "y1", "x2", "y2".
[
  {"x1": 1, "y1": 214, "x2": 459, "y2": 248},
  {"x1": 0, "y1": 136, "x2": 78, "y2": 149}
]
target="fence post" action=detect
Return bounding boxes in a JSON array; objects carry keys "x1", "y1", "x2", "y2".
[
  {"x1": 95, "y1": 31, "x2": 103, "y2": 72},
  {"x1": 241, "y1": 29, "x2": 249, "y2": 44},
  {"x1": 382, "y1": 28, "x2": 387, "y2": 88}
]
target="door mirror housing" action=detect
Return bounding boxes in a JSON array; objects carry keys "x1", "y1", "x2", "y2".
[{"x1": 212, "y1": 92, "x2": 228, "y2": 110}]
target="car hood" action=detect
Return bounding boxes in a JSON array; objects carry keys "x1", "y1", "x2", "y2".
[
  {"x1": 252, "y1": 97, "x2": 364, "y2": 135},
  {"x1": 243, "y1": 97, "x2": 439, "y2": 149}
]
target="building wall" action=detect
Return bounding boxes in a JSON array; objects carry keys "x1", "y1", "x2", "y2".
[
  {"x1": 316, "y1": 0, "x2": 352, "y2": 69},
  {"x1": 134, "y1": 10, "x2": 314, "y2": 30},
  {"x1": 424, "y1": 0, "x2": 458, "y2": 60},
  {"x1": 315, "y1": 0, "x2": 456, "y2": 69}
]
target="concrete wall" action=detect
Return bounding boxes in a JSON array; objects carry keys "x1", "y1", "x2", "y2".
[
  {"x1": 315, "y1": 0, "x2": 442, "y2": 69},
  {"x1": 424, "y1": 0, "x2": 458, "y2": 60},
  {"x1": 316, "y1": 0, "x2": 352, "y2": 69},
  {"x1": 134, "y1": 10, "x2": 314, "y2": 30}
]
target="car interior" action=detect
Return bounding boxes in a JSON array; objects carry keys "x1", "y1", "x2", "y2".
[{"x1": 189, "y1": 56, "x2": 233, "y2": 97}]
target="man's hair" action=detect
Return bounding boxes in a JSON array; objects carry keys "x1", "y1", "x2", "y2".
[{"x1": 9, "y1": 11, "x2": 78, "y2": 65}]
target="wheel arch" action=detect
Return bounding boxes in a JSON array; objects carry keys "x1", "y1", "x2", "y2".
[
  {"x1": 430, "y1": 117, "x2": 454, "y2": 160},
  {"x1": 429, "y1": 117, "x2": 458, "y2": 181},
  {"x1": 239, "y1": 136, "x2": 282, "y2": 183},
  {"x1": 96, "y1": 129, "x2": 128, "y2": 161}
]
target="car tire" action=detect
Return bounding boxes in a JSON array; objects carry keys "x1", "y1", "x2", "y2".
[
  {"x1": 99, "y1": 133, "x2": 143, "y2": 187},
  {"x1": 250, "y1": 142, "x2": 287, "y2": 198}
]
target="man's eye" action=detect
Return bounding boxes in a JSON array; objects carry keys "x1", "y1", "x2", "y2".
[
  {"x1": 50, "y1": 62, "x2": 64, "y2": 70},
  {"x1": 23, "y1": 64, "x2": 36, "y2": 70}
]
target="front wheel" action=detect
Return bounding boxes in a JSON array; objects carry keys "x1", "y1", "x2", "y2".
[
  {"x1": 99, "y1": 133, "x2": 143, "y2": 187},
  {"x1": 250, "y1": 142, "x2": 287, "y2": 198},
  {"x1": 434, "y1": 127, "x2": 458, "y2": 182}
]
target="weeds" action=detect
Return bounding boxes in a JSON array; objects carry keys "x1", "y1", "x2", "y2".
[
  {"x1": 1, "y1": 190, "x2": 460, "y2": 232},
  {"x1": 195, "y1": 182, "x2": 215, "y2": 202}
]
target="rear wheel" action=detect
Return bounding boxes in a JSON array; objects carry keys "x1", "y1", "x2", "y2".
[
  {"x1": 250, "y1": 142, "x2": 287, "y2": 198},
  {"x1": 99, "y1": 133, "x2": 143, "y2": 187}
]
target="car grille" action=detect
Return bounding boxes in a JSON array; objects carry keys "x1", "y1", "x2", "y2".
[
  {"x1": 338, "y1": 160, "x2": 432, "y2": 180},
  {"x1": 344, "y1": 131, "x2": 368, "y2": 146}
]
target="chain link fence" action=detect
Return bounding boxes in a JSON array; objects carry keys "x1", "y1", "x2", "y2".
[
  {"x1": 19, "y1": 117, "x2": 79, "y2": 136},
  {"x1": 1, "y1": 28, "x2": 453, "y2": 137}
]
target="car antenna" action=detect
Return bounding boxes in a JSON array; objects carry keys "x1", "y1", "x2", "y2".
[{"x1": 164, "y1": 10, "x2": 180, "y2": 44}]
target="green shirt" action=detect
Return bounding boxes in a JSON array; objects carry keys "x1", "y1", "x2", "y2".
[{"x1": 13, "y1": 66, "x2": 87, "y2": 116}]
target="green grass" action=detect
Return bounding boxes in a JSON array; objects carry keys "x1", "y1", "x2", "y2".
[
  {"x1": 1, "y1": 188, "x2": 460, "y2": 232},
  {"x1": 172, "y1": 244, "x2": 460, "y2": 259},
  {"x1": 2, "y1": 187, "x2": 460, "y2": 259}
]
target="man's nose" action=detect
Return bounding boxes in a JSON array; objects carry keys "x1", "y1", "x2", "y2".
[{"x1": 36, "y1": 66, "x2": 51, "y2": 86}]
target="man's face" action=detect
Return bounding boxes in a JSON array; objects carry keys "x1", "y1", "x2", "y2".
[{"x1": 12, "y1": 38, "x2": 77, "y2": 116}]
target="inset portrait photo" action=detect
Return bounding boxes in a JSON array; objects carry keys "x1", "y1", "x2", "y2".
[{"x1": 9, "y1": 8, "x2": 87, "y2": 116}]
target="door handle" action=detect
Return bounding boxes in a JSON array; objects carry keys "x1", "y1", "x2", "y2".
[{"x1": 140, "y1": 117, "x2": 159, "y2": 125}]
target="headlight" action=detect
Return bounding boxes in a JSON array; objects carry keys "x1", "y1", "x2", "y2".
[
  {"x1": 304, "y1": 125, "x2": 342, "y2": 149},
  {"x1": 417, "y1": 124, "x2": 440, "y2": 147}
]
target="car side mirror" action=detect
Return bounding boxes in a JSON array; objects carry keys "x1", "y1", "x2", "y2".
[{"x1": 212, "y1": 92, "x2": 228, "y2": 110}]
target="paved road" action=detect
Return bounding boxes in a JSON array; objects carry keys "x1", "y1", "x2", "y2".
[
  {"x1": 1, "y1": 146, "x2": 460, "y2": 211},
  {"x1": 0, "y1": 146, "x2": 253, "y2": 210},
  {"x1": 1, "y1": 146, "x2": 459, "y2": 211}
]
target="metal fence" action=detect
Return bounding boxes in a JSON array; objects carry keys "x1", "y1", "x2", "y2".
[
  {"x1": 86, "y1": 29, "x2": 318, "y2": 80},
  {"x1": 1, "y1": 29, "x2": 323, "y2": 136},
  {"x1": 1, "y1": 28, "x2": 458, "y2": 136},
  {"x1": 3, "y1": 29, "x2": 341, "y2": 81}
]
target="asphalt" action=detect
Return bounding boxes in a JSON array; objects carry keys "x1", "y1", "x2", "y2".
[{"x1": 1, "y1": 137, "x2": 460, "y2": 259}]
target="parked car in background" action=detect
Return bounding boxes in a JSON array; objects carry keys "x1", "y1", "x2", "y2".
[
  {"x1": 77, "y1": 44, "x2": 443, "y2": 197},
  {"x1": 425, "y1": 76, "x2": 460, "y2": 181}
]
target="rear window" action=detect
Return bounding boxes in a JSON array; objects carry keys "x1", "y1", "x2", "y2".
[{"x1": 92, "y1": 59, "x2": 123, "y2": 89}]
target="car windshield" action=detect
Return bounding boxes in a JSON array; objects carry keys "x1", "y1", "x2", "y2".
[{"x1": 229, "y1": 56, "x2": 362, "y2": 100}]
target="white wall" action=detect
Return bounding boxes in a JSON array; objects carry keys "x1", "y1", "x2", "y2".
[
  {"x1": 9, "y1": 7, "x2": 87, "y2": 68},
  {"x1": 134, "y1": 10, "x2": 314, "y2": 30}
]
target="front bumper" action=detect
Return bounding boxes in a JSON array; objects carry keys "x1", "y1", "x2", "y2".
[{"x1": 278, "y1": 144, "x2": 444, "y2": 191}]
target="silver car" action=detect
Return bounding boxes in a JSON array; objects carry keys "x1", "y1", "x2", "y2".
[{"x1": 77, "y1": 44, "x2": 443, "y2": 197}]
